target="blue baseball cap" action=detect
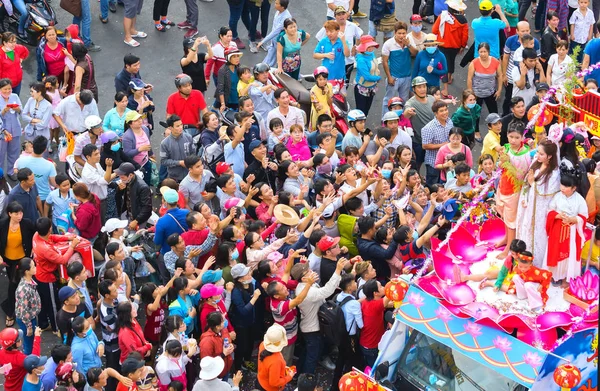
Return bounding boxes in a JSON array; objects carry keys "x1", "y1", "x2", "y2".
[
  {"x1": 58, "y1": 286, "x2": 78, "y2": 303},
  {"x1": 201, "y1": 269, "x2": 223, "y2": 284},
  {"x1": 24, "y1": 355, "x2": 48, "y2": 373},
  {"x1": 128, "y1": 78, "x2": 148, "y2": 90}
]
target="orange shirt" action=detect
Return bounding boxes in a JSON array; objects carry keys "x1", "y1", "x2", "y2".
[
  {"x1": 5, "y1": 227, "x2": 25, "y2": 260},
  {"x1": 257, "y1": 343, "x2": 292, "y2": 391}
]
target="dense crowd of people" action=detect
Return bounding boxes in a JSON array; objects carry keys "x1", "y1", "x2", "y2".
[{"x1": 0, "y1": 0, "x2": 599, "y2": 390}]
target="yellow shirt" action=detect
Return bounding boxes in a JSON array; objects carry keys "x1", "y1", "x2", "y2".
[
  {"x1": 581, "y1": 239, "x2": 600, "y2": 267},
  {"x1": 5, "y1": 226, "x2": 25, "y2": 260},
  {"x1": 237, "y1": 76, "x2": 255, "y2": 97},
  {"x1": 482, "y1": 131, "x2": 501, "y2": 163}
]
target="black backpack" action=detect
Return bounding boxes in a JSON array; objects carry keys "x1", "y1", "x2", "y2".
[{"x1": 318, "y1": 294, "x2": 355, "y2": 346}]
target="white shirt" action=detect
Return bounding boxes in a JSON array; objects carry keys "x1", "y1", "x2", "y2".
[
  {"x1": 266, "y1": 105, "x2": 305, "y2": 133},
  {"x1": 80, "y1": 162, "x2": 109, "y2": 200},
  {"x1": 53, "y1": 94, "x2": 99, "y2": 133},
  {"x1": 511, "y1": 66, "x2": 536, "y2": 106},
  {"x1": 548, "y1": 54, "x2": 573, "y2": 85},
  {"x1": 296, "y1": 272, "x2": 341, "y2": 332},
  {"x1": 569, "y1": 8, "x2": 595, "y2": 44},
  {"x1": 390, "y1": 129, "x2": 413, "y2": 151},
  {"x1": 326, "y1": 0, "x2": 350, "y2": 18},
  {"x1": 316, "y1": 21, "x2": 363, "y2": 65}
]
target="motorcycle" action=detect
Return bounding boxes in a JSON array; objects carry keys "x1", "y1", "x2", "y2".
[
  {"x1": 268, "y1": 70, "x2": 350, "y2": 134},
  {"x1": 3, "y1": 0, "x2": 61, "y2": 46}
]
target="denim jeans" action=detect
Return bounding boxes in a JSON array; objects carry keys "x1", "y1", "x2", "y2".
[
  {"x1": 368, "y1": 21, "x2": 393, "y2": 41},
  {"x1": 242, "y1": 0, "x2": 260, "y2": 41},
  {"x1": 534, "y1": 0, "x2": 546, "y2": 31},
  {"x1": 425, "y1": 164, "x2": 441, "y2": 186},
  {"x1": 228, "y1": 1, "x2": 246, "y2": 39},
  {"x1": 381, "y1": 76, "x2": 411, "y2": 118},
  {"x1": 11, "y1": 0, "x2": 27, "y2": 34},
  {"x1": 100, "y1": 0, "x2": 117, "y2": 19},
  {"x1": 412, "y1": 141, "x2": 425, "y2": 172},
  {"x1": 72, "y1": 0, "x2": 92, "y2": 46},
  {"x1": 360, "y1": 345, "x2": 379, "y2": 368},
  {"x1": 259, "y1": 0, "x2": 270, "y2": 37},
  {"x1": 299, "y1": 331, "x2": 322, "y2": 374},
  {"x1": 16, "y1": 318, "x2": 37, "y2": 355}
]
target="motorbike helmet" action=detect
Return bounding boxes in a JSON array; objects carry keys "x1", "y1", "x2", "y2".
[
  {"x1": 387, "y1": 97, "x2": 404, "y2": 110},
  {"x1": 411, "y1": 76, "x2": 427, "y2": 88},
  {"x1": 382, "y1": 111, "x2": 400, "y2": 123},
  {"x1": 0, "y1": 328, "x2": 21, "y2": 349},
  {"x1": 347, "y1": 109, "x2": 366, "y2": 123},
  {"x1": 253, "y1": 63, "x2": 270, "y2": 75},
  {"x1": 174, "y1": 73, "x2": 193, "y2": 88},
  {"x1": 225, "y1": 47, "x2": 243, "y2": 62},
  {"x1": 313, "y1": 66, "x2": 329, "y2": 79},
  {"x1": 84, "y1": 115, "x2": 102, "y2": 130}
]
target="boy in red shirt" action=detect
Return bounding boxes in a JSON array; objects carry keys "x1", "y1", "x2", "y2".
[
  {"x1": 0, "y1": 327, "x2": 42, "y2": 391},
  {"x1": 359, "y1": 279, "x2": 394, "y2": 367}
]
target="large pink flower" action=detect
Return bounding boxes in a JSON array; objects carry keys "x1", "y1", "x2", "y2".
[
  {"x1": 408, "y1": 292, "x2": 425, "y2": 308},
  {"x1": 493, "y1": 336, "x2": 512, "y2": 353},
  {"x1": 435, "y1": 306, "x2": 453, "y2": 323},
  {"x1": 523, "y1": 351, "x2": 543, "y2": 367},
  {"x1": 463, "y1": 321, "x2": 482, "y2": 338}
]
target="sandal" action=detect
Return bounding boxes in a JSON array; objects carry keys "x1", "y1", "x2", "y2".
[
  {"x1": 132, "y1": 31, "x2": 147, "y2": 38},
  {"x1": 478, "y1": 278, "x2": 489, "y2": 290},
  {"x1": 5, "y1": 316, "x2": 15, "y2": 327},
  {"x1": 161, "y1": 19, "x2": 175, "y2": 26},
  {"x1": 155, "y1": 23, "x2": 166, "y2": 32},
  {"x1": 124, "y1": 38, "x2": 140, "y2": 47}
]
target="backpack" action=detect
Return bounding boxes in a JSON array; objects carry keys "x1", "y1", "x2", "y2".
[
  {"x1": 197, "y1": 138, "x2": 225, "y2": 176},
  {"x1": 318, "y1": 294, "x2": 355, "y2": 346}
]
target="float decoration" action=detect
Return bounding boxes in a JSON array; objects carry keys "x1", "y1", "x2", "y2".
[
  {"x1": 384, "y1": 278, "x2": 409, "y2": 307},
  {"x1": 339, "y1": 370, "x2": 368, "y2": 391},
  {"x1": 553, "y1": 364, "x2": 582, "y2": 391}
]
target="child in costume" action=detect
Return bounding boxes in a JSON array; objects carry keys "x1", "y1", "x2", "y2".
[
  {"x1": 495, "y1": 122, "x2": 532, "y2": 259},
  {"x1": 507, "y1": 251, "x2": 552, "y2": 312},
  {"x1": 543, "y1": 167, "x2": 588, "y2": 287}
]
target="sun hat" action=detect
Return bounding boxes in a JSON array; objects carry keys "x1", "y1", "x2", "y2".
[
  {"x1": 263, "y1": 324, "x2": 288, "y2": 353},
  {"x1": 356, "y1": 35, "x2": 379, "y2": 52},
  {"x1": 224, "y1": 197, "x2": 245, "y2": 210},
  {"x1": 423, "y1": 33, "x2": 441, "y2": 45},
  {"x1": 101, "y1": 218, "x2": 128, "y2": 233},
  {"x1": 274, "y1": 204, "x2": 300, "y2": 226},
  {"x1": 200, "y1": 356, "x2": 225, "y2": 380},
  {"x1": 446, "y1": 0, "x2": 467, "y2": 11},
  {"x1": 125, "y1": 110, "x2": 142, "y2": 123},
  {"x1": 267, "y1": 251, "x2": 284, "y2": 263},
  {"x1": 231, "y1": 263, "x2": 251, "y2": 279},
  {"x1": 200, "y1": 283, "x2": 224, "y2": 299}
]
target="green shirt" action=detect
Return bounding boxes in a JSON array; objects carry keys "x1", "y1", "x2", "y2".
[
  {"x1": 504, "y1": 0, "x2": 519, "y2": 27},
  {"x1": 451, "y1": 104, "x2": 482, "y2": 135}
]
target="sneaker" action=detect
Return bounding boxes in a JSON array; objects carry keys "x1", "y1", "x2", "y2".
[
  {"x1": 319, "y1": 356, "x2": 336, "y2": 371},
  {"x1": 184, "y1": 28, "x2": 199, "y2": 39},
  {"x1": 425, "y1": 15, "x2": 435, "y2": 24},
  {"x1": 353, "y1": 10, "x2": 367, "y2": 18},
  {"x1": 249, "y1": 41, "x2": 258, "y2": 53},
  {"x1": 86, "y1": 43, "x2": 101, "y2": 52},
  {"x1": 177, "y1": 20, "x2": 192, "y2": 29},
  {"x1": 233, "y1": 37, "x2": 246, "y2": 49},
  {"x1": 243, "y1": 361, "x2": 257, "y2": 372},
  {"x1": 161, "y1": 18, "x2": 175, "y2": 26},
  {"x1": 109, "y1": 2, "x2": 117, "y2": 12},
  {"x1": 155, "y1": 23, "x2": 166, "y2": 32}
]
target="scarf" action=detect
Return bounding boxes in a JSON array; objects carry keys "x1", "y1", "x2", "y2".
[{"x1": 438, "y1": 11, "x2": 455, "y2": 38}]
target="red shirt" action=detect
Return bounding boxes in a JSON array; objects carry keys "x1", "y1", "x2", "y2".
[
  {"x1": 360, "y1": 298, "x2": 385, "y2": 349},
  {"x1": 166, "y1": 90, "x2": 207, "y2": 127},
  {"x1": 144, "y1": 301, "x2": 167, "y2": 342},
  {"x1": 181, "y1": 228, "x2": 213, "y2": 268},
  {"x1": 74, "y1": 196, "x2": 102, "y2": 240},
  {"x1": 117, "y1": 382, "x2": 138, "y2": 391},
  {"x1": 0, "y1": 44, "x2": 29, "y2": 86},
  {"x1": 0, "y1": 336, "x2": 41, "y2": 391},
  {"x1": 32, "y1": 233, "x2": 75, "y2": 283}
]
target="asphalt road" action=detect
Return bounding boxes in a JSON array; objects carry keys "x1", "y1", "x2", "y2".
[{"x1": 1, "y1": 0, "x2": 508, "y2": 387}]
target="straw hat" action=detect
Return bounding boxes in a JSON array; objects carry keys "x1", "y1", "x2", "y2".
[
  {"x1": 423, "y1": 33, "x2": 442, "y2": 45},
  {"x1": 274, "y1": 204, "x2": 300, "y2": 226},
  {"x1": 446, "y1": 0, "x2": 467, "y2": 11},
  {"x1": 263, "y1": 324, "x2": 288, "y2": 353}
]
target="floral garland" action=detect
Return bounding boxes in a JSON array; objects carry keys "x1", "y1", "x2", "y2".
[{"x1": 412, "y1": 168, "x2": 503, "y2": 281}]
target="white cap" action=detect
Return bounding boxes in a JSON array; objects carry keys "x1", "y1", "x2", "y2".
[
  {"x1": 84, "y1": 115, "x2": 102, "y2": 129},
  {"x1": 101, "y1": 218, "x2": 128, "y2": 233}
]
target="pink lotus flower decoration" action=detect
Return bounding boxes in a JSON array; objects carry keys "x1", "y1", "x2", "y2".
[
  {"x1": 463, "y1": 321, "x2": 483, "y2": 337},
  {"x1": 435, "y1": 306, "x2": 453, "y2": 323},
  {"x1": 478, "y1": 218, "x2": 506, "y2": 247},
  {"x1": 569, "y1": 270, "x2": 599, "y2": 302},
  {"x1": 493, "y1": 336, "x2": 512, "y2": 353},
  {"x1": 523, "y1": 351, "x2": 543, "y2": 367},
  {"x1": 408, "y1": 292, "x2": 425, "y2": 308},
  {"x1": 448, "y1": 226, "x2": 488, "y2": 263}
]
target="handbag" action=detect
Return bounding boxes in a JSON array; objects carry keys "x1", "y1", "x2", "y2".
[
  {"x1": 376, "y1": 13, "x2": 398, "y2": 33},
  {"x1": 60, "y1": 0, "x2": 82, "y2": 17}
]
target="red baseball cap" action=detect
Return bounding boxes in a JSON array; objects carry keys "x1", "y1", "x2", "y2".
[
  {"x1": 216, "y1": 162, "x2": 231, "y2": 175},
  {"x1": 410, "y1": 14, "x2": 423, "y2": 22},
  {"x1": 317, "y1": 236, "x2": 341, "y2": 252}
]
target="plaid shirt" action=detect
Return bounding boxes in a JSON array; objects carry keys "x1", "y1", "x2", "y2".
[
  {"x1": 422, "y1": 117, "x2": 453, "y2": 166},
  {"x1": 371, "y1": 192, "x2": 402, "y2": 229}
]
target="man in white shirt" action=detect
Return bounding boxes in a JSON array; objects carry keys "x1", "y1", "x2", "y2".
[
  {"x1": 266, "y1": 89, "x2": 305, "y2": 133},
  {"x1": 511, "y1": 48, "x2": 545, "y2": 106},
  {"x1": 326, "y1": 0, "x2": 352, "y2": 19},
  {"x1": 52, "y1": 90, "x2": 99, "y2": 134},
  {"x1": 80, "y1": 144, "x2": 114, "y2": 219},
  {"x1": 292, "y1": 258, "x2": 348, "y2": 373}
]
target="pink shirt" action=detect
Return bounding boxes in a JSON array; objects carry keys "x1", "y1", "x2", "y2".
[
  {"x1": 286, "y1": 137, "x2": 311, "y2": 162},
  {"x1": 434, "y1": 143, "x2": 473, "y2": 181},
  {"x1": 133, "y1": 130, "x2": 150, "y2": 166}
]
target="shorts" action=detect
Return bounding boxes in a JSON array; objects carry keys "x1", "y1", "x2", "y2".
[
  {"x1": 124, "y1": 0, "x2": 143, "y2": 18},
  {"x1": 495, "y1": 191, "x2": 519, "y2": 229}
]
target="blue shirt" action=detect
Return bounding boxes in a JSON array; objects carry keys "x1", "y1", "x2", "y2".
[
  {"x1": 381, "y1": 38, "x2": 412, "y2": 78},
  {"x1": 45, "y1": 188, "x2": 76, "y2": 228},
  {"x1": 229, "y1": 70, "x2": 240, "y2": 105},
  {"x1": 102, "y1": 107, "x2": 131, "y2": 136},
  {"x1": 224, "y1": 141, "x2": 245, "y2": 177},
  {"x1": 154, "y1": 208, "x2": 190, "y2": 254},
  {"x1": 6, "y1": 184, "x2": 40, "y2": 223},
  {"x1": 15, "y1": 155, "x2": 56, "y2": 201},
  {"x1": 412, "y1": 49, "x2": 448, "y2": 87},
  {"x1": 40, "y1": 359, "x2": 58, "y2": 391},
  {"x1": 314, "y1": 37, "x2": 346, "y2": 80},
  {"x1": 472, "y1": 16, "x2": 507, "y2": 59},
  {"x1": 584, "y1": 38, "x2": 600, "y2": 82},
  {"x1": 336, "y1": 292, "x2": 364, "y2": 335},
  {"x1": 22, "y1": 378, "x2": 42, "y2": 391}
]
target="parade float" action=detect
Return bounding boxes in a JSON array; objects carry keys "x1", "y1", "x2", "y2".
[{"x1": 339, "y1": 64, "x2": 600, "y2": 391}]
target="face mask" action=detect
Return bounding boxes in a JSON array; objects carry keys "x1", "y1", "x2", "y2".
[
  {"x1": 395, "y1": 109, "x2": 404, "y2": 117},
  {"x1": 223, "y1": 319, "x2": 229, "y2": 328},
  {"x1": 1, "y1": 91, "x2": 11, "y2": 99},
  {"x1": 354, "y1": 164, "x2": 364, "y2": 172},
  {"x1": 381, "y1": 169, "x2": 392, "y2": 179},
  {"x1": 231, "y1": 249, "x2": 239, "y2": 260},
  {"x1": 425, "y1": 47, "x2": 437, "y2": 54},
  {"x1": 466, "y1": 103, "x2": 476, "y2": 109},
  {"x1": 122, "y1": 229, "x2": 129, "y2": 238},
  {"x1": 110, "y1": 142, "x2": 121, "y2": 152},
  {"x1": 214, "y1": 298, "x2": 221, "y2": 304},
  {"x1": 411, "y1": 25, "x2": 422, "y2": 33},
  {"x1": 317, "y1": 163, "x2": 332, "y2": 175},
  {"x1": 86, "y1": 328, "x2": 93, "y2": 337}
]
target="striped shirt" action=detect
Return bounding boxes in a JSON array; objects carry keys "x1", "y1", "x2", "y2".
[
  {"x1": 99, "y1": 300, "x2": 119, "y2": 352},
  {"x1": 270, "y1": 298, "x2": 298, "y2": 344},
  {"x1": 504, "y1": 36, "x2": 541, "y2": 83}
]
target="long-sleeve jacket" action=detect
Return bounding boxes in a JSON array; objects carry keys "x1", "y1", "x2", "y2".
[
  {"x1": 168, "y1": 293, "x2": 200, "y2": 335},
  {"x1": 71, "y1": 331, "x2": 103, "y2": 378},
  {"x1": 74, "y1": 197, "x2": 102, "y2": 239},
  {"x1": 0, "y1": 335, "x2": 41, "y2": 391},
  {"x1": 0, "y1": 44, "x2": 29, "y2": 87},
  {"x1": 15, "y1": 278, "x2": 41, "y2": 329},
  {"x1": 296, "y1": 272, "x2": 341, "y2": 333},
  {"x1": 229, "y1": 284, "x2": 256, "y2": 328},
  {"x1": 412, "y1": 49, "x2": 448, "y2": 87},
  {"x1": 0, "y1": 93, "x2": 22, "y2": 136},
  {"x1": 355, "y1": 51, "x2": 381, "y2": 89},
  {"x1": 540, "y1": 27, "x2": 559, "y2": 62},
  {"x1": 0, "y1": 216, "x2": 34, "y2": 258},
  {"x1": 118, "y1": 321, "x2": 150, "y2": 363},
  {"x1": 451, "y1": 104, "x2": 482, "y2": 135},
  {"x1": 32, "y1": 232, "x2": 75, "y2": 283},
  {"x1": 159, "y1": 132, "x2": 195, "y2": 182},
  {"x1": 246, "y1": 238, "x2": 286, "y2": 272},
  {"x1": 257, "y1": 343, "x2": 292, "y2": 391},
  {"x1": 21, "y1": 97, "x2": 53, "y2": 138},
  {"x1": 122, "y1": 126, "x2": 154, "y2": 161},
  {"x1": 199, "y1": 328, "x2": 233, "y2": 378},
  {"x1": 432, "y1": 13, "x2": 469, "y2": 49},
  {"x1": 215, "y1": 64, "x2": 238, "y2": 104},
  {"x1": 35, "y1": 37, "x2": 67, "y2": 81},
  {"x1": 357, "y1": 238, "x2": 399, "y2": 280},
  {"x1": 115, "y1": 176, "x2": 152, "y2": 225}
]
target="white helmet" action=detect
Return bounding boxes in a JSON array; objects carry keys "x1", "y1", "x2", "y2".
[
  {"x1": 347, "y1": 109, "x2": 366, "y2": 123},
  {"x1": 84, "y1": 115, "x2": 102, "y2": 130}
]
